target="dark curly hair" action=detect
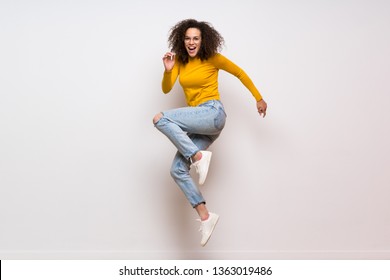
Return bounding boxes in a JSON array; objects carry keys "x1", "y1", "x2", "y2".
[{"x1": 168, "y1": 19, "x2": 224, "y2": 65}]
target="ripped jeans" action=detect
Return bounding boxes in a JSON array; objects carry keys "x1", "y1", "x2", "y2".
[{"x1": 154, "y1": 100, "x2": 227, "y2": 207}]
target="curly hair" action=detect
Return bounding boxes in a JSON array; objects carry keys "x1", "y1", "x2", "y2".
[{"x1": 168, "y1": 19, "x2": 224, "y2": 65}]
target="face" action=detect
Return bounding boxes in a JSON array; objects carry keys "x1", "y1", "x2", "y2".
[{"x1": 184, "y1": 28, "x2": 202, "y2": 57}]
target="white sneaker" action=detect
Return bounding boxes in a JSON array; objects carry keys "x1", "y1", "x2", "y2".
[
  {"x1": 198, "y1": 212, "x2": 219, "y2": 246},
  {"x1": 191, "y1": 150, "x2": 212, "y2": 185}
]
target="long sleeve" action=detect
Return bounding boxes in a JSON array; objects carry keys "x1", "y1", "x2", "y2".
[
  {"x1": 162, "y1": 54, "x2": 263, "y2": 106},
  {"x1": 211, "y1": 54, "x2": 263, "y2": 101},
  {"x1": 161, "y1": 62, "x2": 180, "y2": 93}
]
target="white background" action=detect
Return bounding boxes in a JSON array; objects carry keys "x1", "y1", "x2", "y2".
[
  {"x1": 1, "y1": 0, "x2": 389, "y2": 259},
  {"x1": 2, "y1": 260, "x2": 390, "y2": 280}
]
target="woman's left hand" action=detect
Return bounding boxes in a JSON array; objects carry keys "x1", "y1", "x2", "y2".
[{"x1": 257, "y1": 99, "x2": 267, "y2": 118}]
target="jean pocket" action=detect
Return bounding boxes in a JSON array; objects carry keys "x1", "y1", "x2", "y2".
[{"x1": 214, "y1": 107, "x2": 227, "y2": 130}]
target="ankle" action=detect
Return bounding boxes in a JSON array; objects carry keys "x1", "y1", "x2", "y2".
[
  {"x1": 192, "y1": 151, "x2": 202, "y2": 163},
  {"x1": 200, "y1": 212, "x2": 209, "y2": 221}
]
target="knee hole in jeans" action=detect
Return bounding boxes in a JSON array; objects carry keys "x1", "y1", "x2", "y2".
[{"x1": 153, "y1": 112, "x2": 163, "y2": 125}]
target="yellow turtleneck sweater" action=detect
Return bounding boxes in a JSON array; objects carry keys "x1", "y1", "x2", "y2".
[{"x1": 162, "y1": 53, "x2": 262, "y2": 107}]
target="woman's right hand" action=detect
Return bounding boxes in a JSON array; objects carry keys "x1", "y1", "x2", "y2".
[{"x1": 162, "y1": 52, "x2": 175, "y2": 72}]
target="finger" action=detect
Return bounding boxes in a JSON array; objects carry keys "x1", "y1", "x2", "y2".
[
  {"x1": 258, "y1": 109, "x2": 266, "y2": 118},
  {"x1": 163, "y1": 53, "x2": 171, "y2": 59},
  {"x1": 164, "y1": 52, "x2": 175, "y2": 59}
]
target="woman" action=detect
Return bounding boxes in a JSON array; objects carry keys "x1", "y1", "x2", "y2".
[{"x1": 153, "y1": 19, "x2": 267, "y2": 246}]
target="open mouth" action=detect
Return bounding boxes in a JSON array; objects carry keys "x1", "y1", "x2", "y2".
[{"x1": 187, "y1": 46, "x2": 197, "y2": 53}]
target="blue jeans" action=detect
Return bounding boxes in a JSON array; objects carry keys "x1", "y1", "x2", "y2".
[{"x1": 154, "y1": 100, "x2": 227, "y2": 207}]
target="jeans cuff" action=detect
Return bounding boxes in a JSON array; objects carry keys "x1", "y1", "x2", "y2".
[{"x1": 193, "y1": 201, "x2": 206, "y2": 208}]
